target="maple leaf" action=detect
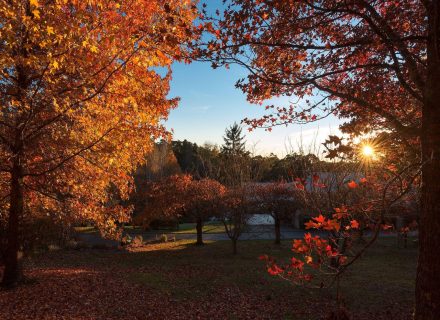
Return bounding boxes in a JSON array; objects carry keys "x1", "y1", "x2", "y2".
[
  {"x1": 350, "y1": 220, "x2": 360, "y2": 229},
  {"x1": 90, "y1": 45, "x2": 99, "y2": 53},
  {"x1": 347, "y1": 180, "x2": 358, "y2": 189},
  {"x1": 32, "y1": 9, "x2": 40, "y2": 19},
  {"x1": 47, "y1": 26, "x2": 55, "y2": 35},
  {"x1": 267, "y1": 264, "x2": 283, "y2": 275},
  {"x1": 313, "y1": 214, "x2": 326, "y2": 224},
  {"x1": 333, "y1": 206, "x2": 348, "y2": 219},
  {"x1": 304, "y1": 221, "x2": 317, "y2": 230},
  {"x1": 291, "y1": 257, "x2": 304, "y2": 271},
  {"x1": 326, "y1": 219, "x2": 341, "y2": 232}
]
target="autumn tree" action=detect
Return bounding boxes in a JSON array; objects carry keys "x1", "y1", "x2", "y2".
[
  {"x1": 137, "y1": 141, "x2": 182, "y2": 183},
  {"x1": 184, "y1": 178, "x2": 226, "y2": 245},
  {"x1": 197, "y1": 1, "x2": 437, "y2": 318},
  {"x1": 144, "y1": 175, "x2": 226, "y2": 245},
  {"x1": 254, "y1": 182, "x2": 298, "y2": 244},
  {"x1": 130, "y1": 142, "x2": 181, "y2": 220},
  {"x1": 221, "y1": 186, "x2": 253, "y2": 254},
  {"x1": 133, "y1": 174, "x2": 191, "y2": 230},
  {"x1": 0, "y1": 0, "x2": 197, "y2": 286}
]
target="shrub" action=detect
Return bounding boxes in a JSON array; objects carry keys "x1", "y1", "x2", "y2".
[
  {"x1": 121, "y1": 234, "x2": 133, "y2": 245},
  {"x1": 131, "y1": 235, "x2": 144, "y2": 247},
  {"x1": 159, "y1": 234, "x2": 168, "y2": 243}
]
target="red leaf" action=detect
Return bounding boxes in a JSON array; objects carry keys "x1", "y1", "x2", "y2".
[
  {"x1": 347, "y1": 180, "x2": 358, "y2": 189},
  {"x1": 350, "y1": 220, "x2": 360, "y2": 229}
]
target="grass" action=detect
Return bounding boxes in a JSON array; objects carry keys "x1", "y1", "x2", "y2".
[
  {"x1": 173, "y1": 221, "x2": 226, "y2": 234},
  {"x1": 73, "y1": 226, "x2": 97, "y2": 233},
  {"x1": 15, "y1": 237, "x2": 418, "y2": 319},
  {"x1": 74, "y1": 222, "x2": 227, "y2": 234},
  {"x1": 125, "y1": 239, "x2": 417, "y2": 310}
]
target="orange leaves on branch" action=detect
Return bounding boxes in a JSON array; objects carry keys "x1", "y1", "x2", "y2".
[
  {"x1": 333, "y1": 206, "x2": 348, "y2": 219},
  {"x1": 0, "y1": 0, "x2": 199, "y2": 236},
  {"x1": 196, "y1": 0, "x2": 424, "y2": 140},
  {"x1": 262, "y1": 204, "x2": 366, "y2": 285},
  {"x1": 305, "y1": 214, "x2": 341, "y2": 232},
  {"x1": 142, "y1": 174, "x2": 226, "y2": 223},
  {"x1": 267, "y1": 264, "x2": 284, "y2": 276}
]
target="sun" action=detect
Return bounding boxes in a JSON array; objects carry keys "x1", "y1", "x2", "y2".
[{"x1": 361, "y1": 145, "x2": 375, "y2": 158}]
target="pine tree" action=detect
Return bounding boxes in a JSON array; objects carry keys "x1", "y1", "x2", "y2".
[
  {"x1": 220, "y1": 123, "x2": 250, "y2": 187},
  {"x1": 221, "y1": 123, "x2": 247, "y2": 156}
]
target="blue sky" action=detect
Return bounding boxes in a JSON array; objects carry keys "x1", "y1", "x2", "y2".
[
  {"x1": 166, "y1": 61, "x2": 342, "y2": 157},
  {"x1": 165, "y1": 1, "x2": 342, "y2": 157}
]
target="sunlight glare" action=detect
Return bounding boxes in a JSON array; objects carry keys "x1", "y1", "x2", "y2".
[{"x1": 361, "y1": 145, "x2": 375, "y2": 158}]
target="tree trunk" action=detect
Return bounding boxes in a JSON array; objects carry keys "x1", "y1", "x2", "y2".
[
  {"x1": 274, "y1": 216, "x2": 281, "y2": 245},
  {"x1": 416, "y1": 8, "x2": 440, "y2": 318},
  {"x1": 2, "y1": 159, "x2": 24, "y2": 287},
  {"x1": 232, "y1": 238, "x2": 237, "y2": 254},
  {"x1": 195, "y1": 217, "x2": 204, "y2": 245}
]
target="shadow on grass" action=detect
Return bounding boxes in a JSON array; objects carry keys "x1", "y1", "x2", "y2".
[{"x1": 0, "y1": 238, "x2": 417, "y2": 320}]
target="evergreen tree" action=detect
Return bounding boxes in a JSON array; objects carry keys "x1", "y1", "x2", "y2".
[
  {"x1": 221, "y1": 123, "x2": 247, "y2": 156},
  {"x1": 220, "y1": 123, "x2": 251, "y2": 186},
  {"x1": 172, "y1": 140, "x2": 199, "y2": 174}
]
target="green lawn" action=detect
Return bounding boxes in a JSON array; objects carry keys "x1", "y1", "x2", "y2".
[
  {"x1": 74, "y1": 222, "x2": 227, "y2": 234},
  {"x1": 173, "y1": 221, "x2": 226, "y2": 234},
  {"x1": 1, "y1": 238, "x2": 417, "y2": 319}
]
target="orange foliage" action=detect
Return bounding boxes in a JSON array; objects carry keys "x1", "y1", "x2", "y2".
[{"x1": 0, "y1": 1, "x2": 197, "y2": 233}]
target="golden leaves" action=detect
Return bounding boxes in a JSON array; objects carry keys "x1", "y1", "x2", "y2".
[
  {"x1": 47, "y1": 26, "x2": 54, "y2": 35},
  {"x1": 0, "y1": 0, "x2": 198, "y2": 232},
  {"x1": 50, "y1": 60, "x2": 59, "y2": 70},
  {"x1": 89, "y1": 45, "x2": 98, "y2": 53},
  {"x1": 32, "y1": 9, "x2": 40, "y2": 19}
]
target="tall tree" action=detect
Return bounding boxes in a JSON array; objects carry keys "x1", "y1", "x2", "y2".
[
  {"x1": 0, "y1": 0, "x2": 197, "y2": 286},
  {"x1": 197, "y1": 1, "x2": 437, "y2": 318},
  {"x1": 220, "y1": 123, "x2": 251, "y2": 186},
  {"x1": 270, "y1": 153, "x2": 320, "y2": 182},
  {"x1": 130, "y1": 142, "x2": 181, "y2": 219},
  {"x1": 172, "y1": 140, "x2": 199, "y2": 173},
  {"x1": 221, "y1": 122, "x2": 247, "y2": 156}
]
